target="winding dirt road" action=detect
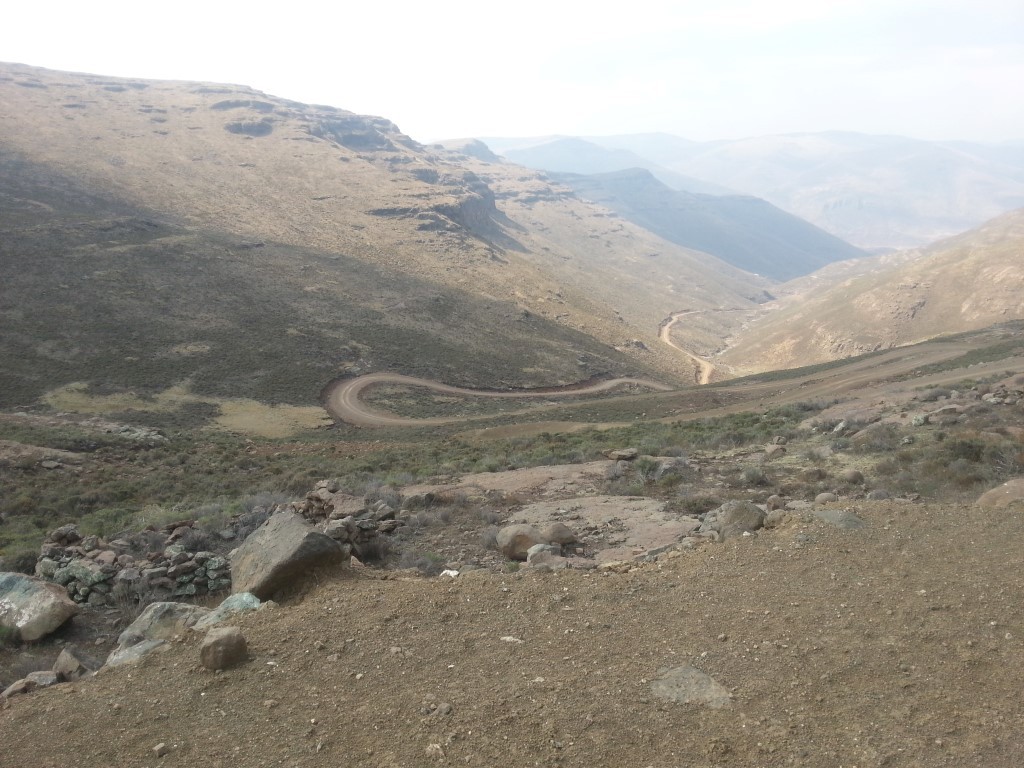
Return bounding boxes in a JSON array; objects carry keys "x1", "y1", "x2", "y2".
[
  {"x1": 323, "y1": 373, "x2": 674, "y2": 427},
  {"x1": 658, "y1": 310, "x2": 717, "y2": 385}
]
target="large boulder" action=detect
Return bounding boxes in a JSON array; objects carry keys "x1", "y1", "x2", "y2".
[
  {"x1": 0, "y1": 572, "x2": 80, "y2": 642},
  {"x1": 231, "y1": 512, "x2": 349, "y2": 599},
  {"x1": 495, "y1": 524, "x2": 547, "y2": 561},
  {"x1": 976, "y1": 478, "x2": 1024, "y2": 509},
  {"x1": 714, "y1": 501, "x2": 766, "y2": 540}
]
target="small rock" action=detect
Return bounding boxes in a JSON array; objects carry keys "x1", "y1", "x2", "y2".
[
  {"x1": 495, "y1": 524, "x2": 546, "y2": 561},
  {"x1": 607, "y1": 448, "x2": 638, "y2": 461},
  {"x1": 199, "y1": 626, "x2": 248, "y2": 671},
  {"x1": 840, "y1": 469, "x2": 865, "y2": 485},
  {"x1": 153, "y1": 743, "x2": 170, "y2": 758},
  {"x1": 815, "y1": 492, "x2": 840, "y2": 505}
]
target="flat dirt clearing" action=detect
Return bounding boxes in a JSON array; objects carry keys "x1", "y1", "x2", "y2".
[{"x1": 4, "y1": 499, "x2": 1023, "y2": 767}]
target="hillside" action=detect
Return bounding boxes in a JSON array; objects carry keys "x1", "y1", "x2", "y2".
[
  {"x1": 552, "y1": 168, "x2": 866, "y2": 281},
  {"x1": 3, "y1": 325, "x2": 1024, "y2": 767},
  {"x1": 718, "y1": 208, "x2": 1024, "y2": 374},
  {"x1": 0, "y1": 63, "x2": 772, "y2": 409}
]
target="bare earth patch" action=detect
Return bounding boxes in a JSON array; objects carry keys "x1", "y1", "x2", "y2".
[{"x1": 3, "y1": 499, "x2": 1023, "y2": 767}]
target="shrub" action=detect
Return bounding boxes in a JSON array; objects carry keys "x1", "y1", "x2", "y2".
[
  {"x1": 480, "y1": 526, "x2": 499, "y2": 550},
  {"x1": 398, "y1": 550, "x2": 445, "y2": 576},
  {"x1": 740, "y1": 466, "x2": 771, "y2": 487}
]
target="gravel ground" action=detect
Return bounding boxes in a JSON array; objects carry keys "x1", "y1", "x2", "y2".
[{"x1": 3, "y1": 499, "x2": 1023, "y2": 767}]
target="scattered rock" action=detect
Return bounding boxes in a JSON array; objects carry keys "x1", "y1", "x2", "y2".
[
  {"x1": 25, "y1": 670, "x2": 59, "y2": 688},
  {"x1": 1, "y1": 679, "x2": 36, "y2": 700},
  {"x1": 607, "y1": 448, "x2": 638, "y2": 461},
  {"x1": 495, "y1": 524, "x2": 547, "y2": 561},
  {"x1": 199, "y1": 626, "x2": 248, "y2": 671},
  {"x1": 815, "y1": 492, "x2": 840, "y2": 505},
  {"x1": 813, "y1": 509, "x2": 866, "y2": 530},
  {"x1": 105, "y1": 639, "x2": 168, "y2": 668},
  {"x1": 713, "y1": 500, "x2": 766, "y2": 540},
  {"x1": 650, "y1": 665, "x2": 732, "y2": 708}
]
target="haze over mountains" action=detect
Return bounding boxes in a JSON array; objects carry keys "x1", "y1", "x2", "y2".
[
  {"x1": 488, "y1": 132, "x2": 1024, "y2": 250},
  {"x1": 549, "y1": 169, "x2": 865, "y2": 281}
]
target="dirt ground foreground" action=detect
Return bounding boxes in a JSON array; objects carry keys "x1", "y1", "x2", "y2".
[{"x1": 4, "y1": 499, "x2": 1023, "y2": 767}]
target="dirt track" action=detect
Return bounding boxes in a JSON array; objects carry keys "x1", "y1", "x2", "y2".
[
  {"x1": 658, "y1": 310, "x2": 725, "y2": 385},
  {"x1": 324, "y1": 337, "x2": 1021, "y2": 431},
  {"x1": 323, "y1": 373, "x2": 673, "y2": 427}
]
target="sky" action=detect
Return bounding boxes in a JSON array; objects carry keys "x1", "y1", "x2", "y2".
[{"x1": 3, "y1": 0, "x2": 1022, "y2": 144}]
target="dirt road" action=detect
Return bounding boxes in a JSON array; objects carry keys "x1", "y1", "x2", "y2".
[
  {"x1": 323, "y1": 373, "x2": 674, "y2": 427},
  {"x1": 657, "y1": 310, "x2": 719, "y2": 385}
]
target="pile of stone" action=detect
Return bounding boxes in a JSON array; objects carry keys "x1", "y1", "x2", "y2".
[
  {"x1": 290, "y1": 480, "x2": 410, "y2": 559},
  {"x1": 35, "y1": 524, "x2": 231, "y2": 605},
  {"x1": 978, "y1": 383, "x2": 1023, "y2": 405}
]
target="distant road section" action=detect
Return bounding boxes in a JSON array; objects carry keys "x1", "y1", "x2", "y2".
[{"x1": 323, "y1": 373, "x2": 673, "y2": 427}]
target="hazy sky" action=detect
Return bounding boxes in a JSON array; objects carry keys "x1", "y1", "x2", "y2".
[{"x1": 4, "y1": 0, "x2": 1022, "y2": 144}]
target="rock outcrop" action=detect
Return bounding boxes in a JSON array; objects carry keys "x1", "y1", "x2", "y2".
[{"x1": 231, "y1": 512, "x2": 349, "y2": 599}]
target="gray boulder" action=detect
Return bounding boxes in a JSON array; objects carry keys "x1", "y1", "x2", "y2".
[
  {"x1": 105, "y1": 639, "x2": 168, "y2": 668},
  {"x1": 115, "y1": 601, "x2": 211, "y2": 650},
  {"x1": 495, "y1": 524, "x2": 547, "y2": 561},
  {"x1": 231, "y1": 512, "x2": 349, "y2": 599},
  {"x1": 53, "y1": 646, "x2": 96, "y2": 681},
  {"x1": 194, "y1": 592, "x2": 261, "y2": 631},
  {"x1": 0, "y1": 572, "x2": 80, "y2": 642}
]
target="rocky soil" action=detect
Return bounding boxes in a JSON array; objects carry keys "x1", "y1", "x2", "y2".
[{"x1": 3, "y1": 493, "x2": 1024, "y2": 767}]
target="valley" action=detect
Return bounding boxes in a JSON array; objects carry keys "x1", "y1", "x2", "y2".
[{"x1": 2, "y1": 61, "x2": 1024, "y2": 768}]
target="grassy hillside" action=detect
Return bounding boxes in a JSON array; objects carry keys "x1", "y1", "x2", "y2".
[
  {"x1": 719, "y1": 209, "x2": 1024, "y2": 373},
  {"x1": 0, "y1": 63, "x2": 772, "y2": 405}
]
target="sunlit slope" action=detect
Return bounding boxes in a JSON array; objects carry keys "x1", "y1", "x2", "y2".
[
  {"x1": 719, "y1": 209, "x2": 1024, "y2": 374},
  {"x1": 0, "y1": 63, "x2": 771, "y2": 404}
]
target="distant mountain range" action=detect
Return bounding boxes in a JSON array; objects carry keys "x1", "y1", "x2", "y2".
[
  {"x1": 550, "y1": 168, "x2": 865, "y2": 281},
  {"x1": 484, "y1": 132, "x2": 1024, "y2": 250}
]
